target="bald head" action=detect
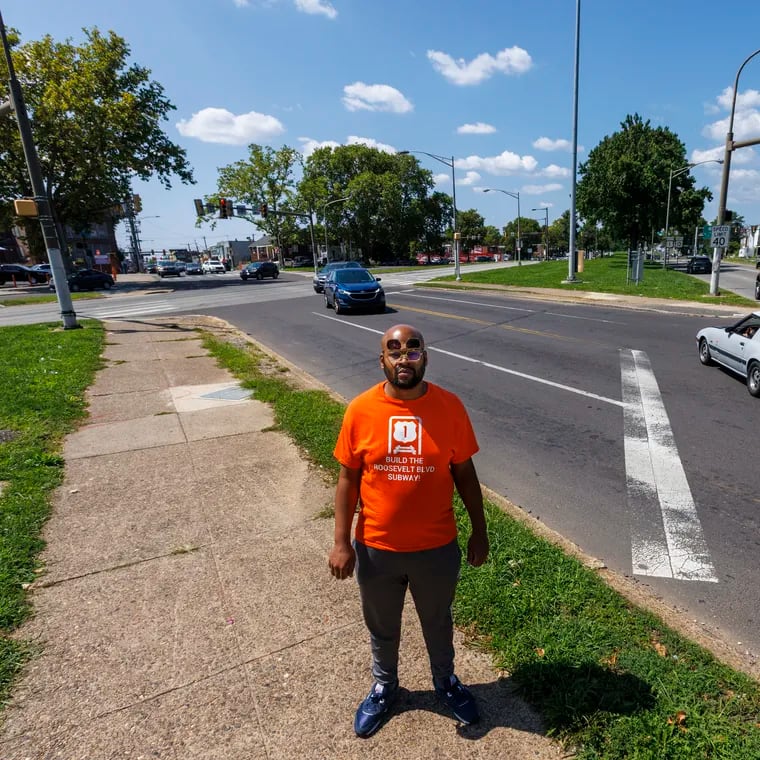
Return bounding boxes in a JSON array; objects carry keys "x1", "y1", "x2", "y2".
[{"x1": 380, "y1": 324, "x2": 425, "y2": 352}]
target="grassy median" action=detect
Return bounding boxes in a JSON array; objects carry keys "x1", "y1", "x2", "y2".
[
  {"x1": 0, "y1": 321, "x2": 104, "y2": 705},
  {"x1": 203, "y1": 332, "x2": 760, "y2": 759},
  {"x1": 430, "y1": 254, "x2": 757, "y2": 308}
]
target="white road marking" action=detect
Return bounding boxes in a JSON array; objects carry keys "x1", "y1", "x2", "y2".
[
  {"x1": 392, "y1": 290, "x2": 623, "y2": 323},
  {"x1": 621, "y1": 349, "x2": 717, "y2": 582},
  {"x1": 314, "y1": 312, "x2": 622, "y2": 406}
]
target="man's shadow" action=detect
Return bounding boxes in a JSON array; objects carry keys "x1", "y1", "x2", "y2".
[{"x1": 388, "y1": 663, "x2": 653, "y2": 739}]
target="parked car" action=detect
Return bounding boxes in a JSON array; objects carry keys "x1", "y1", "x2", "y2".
[
  {"x1": 0, "y1": 263, "x2": 49, "y2": 285},
  {"x1": 240, "y1": 260, "x2": 279, "y2": 281},
  {"x1": 697, "y1": 312, "x2": 760, "y2": 396},
  {"x1": 202, "y1": 258, "x2": 226, "y2": 274},
  {"x1": 31, "y1": 263, "x2": 52, "y2": 273},
  {"x1": 184, "y1": 261, "x2": 203, "y2": 275},
  {"x1": 323, "y1": 267, "x2": 385, "y2": 314},
  {"x1": 50, "y1": 268, "x2": 115, "y2": 292},
  {"x1": 686, "y1": 255, "x2": 712, "y2": 274},
  {"x1": 312, "y1": 260, "x2": 363, "y2": 293},
  {"x1": 156, "y1": 260, "x2": 183, "y2": 278},
  {"x1": 755, "y1": 273, "x2": 760, "y2": 300}
]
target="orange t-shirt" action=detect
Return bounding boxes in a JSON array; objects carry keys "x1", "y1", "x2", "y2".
[{"x1": 333, "y1": 381, "x2": 479, "y2": 552}]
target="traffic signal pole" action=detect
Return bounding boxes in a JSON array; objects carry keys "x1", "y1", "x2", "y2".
[
  {"x1": 1, "y1": 11, "x2": 78, "y2": 328},
  {"x1": 711, "y1": 47, "x2": 760, "y2": 296}
]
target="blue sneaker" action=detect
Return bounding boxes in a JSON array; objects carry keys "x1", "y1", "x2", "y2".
[
  {"x1": 353, "y1": 681, "x2": 398, "y2": 737},
  {"x1": 434, "y1": 675, "x2": 479, "y2": 725}
]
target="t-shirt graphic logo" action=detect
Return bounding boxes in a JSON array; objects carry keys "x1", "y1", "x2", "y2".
[{"x1": 388, "y1": 416, "x2": 422, "y2": 455}]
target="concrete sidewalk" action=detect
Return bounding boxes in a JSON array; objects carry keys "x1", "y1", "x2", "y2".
[{"x1": 0, "y1": 317, "x2": 563, "y2": 759}]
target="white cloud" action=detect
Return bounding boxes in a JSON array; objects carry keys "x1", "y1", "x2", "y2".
[
  {"x1": 297, "y1": 135, "x2": 396, "y2": 157},
  {"x1": 703, "y1": 87, "x2": 760, "y2": 141},
  {"x1": 294, "y1": 0, "x2": 337, "y2": 19},
  {"x1": 347, "y1": 135, "x2": 396, "y2": 153},
  {"x1": 433, "y1": 173, "x2": 450, "y2": 186},
  {"x1": 176, "y1": 107, "x2": 285, "y2": 145},
  {"x1": 459, "y1": 171, "x2": 481, "y2": 186},
  {"x1": 690, "y1": 147, "x2": 724, "y2": 164},
  {"x1": 716, "y1": 86, "x2": 760, "y2": 111},
  {"x1": 541, "y1": 164, "x2": 571, "y2": 178},
  {"x1": 533, "y1": 137, "x2": 572, "y2": 152},
  {"x1": 728, "y1": 168, "x2": 760, "y2": 181},
  {"x1": 233, "y1": 0, "x2": 249, "y2": 7},
  {"x1": 522, "y1": 183, "x2": 563, "y2": 195},
  {"x1": 427, "y1": 46, "x2": 532, "y2": 86},
  {"x1": 456, "y1": 150, "x2": 538, "y2": 175},
  {"x1": 342, "y1": 82, "x2": 413, "y2": 113},
  {"x1": 298, "y1": 137, "x2": 341, "y2": 157},
  {"x1": 457, "y1": 122, "x2": 497, "y2": 135}
]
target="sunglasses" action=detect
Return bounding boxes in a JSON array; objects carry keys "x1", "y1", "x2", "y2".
[
  {"x1": 386, "y1": 349, "x2": 424, "y2": 361},
  {"x1": 384, "y1": 337, "x2": 424, "y2": 362}
]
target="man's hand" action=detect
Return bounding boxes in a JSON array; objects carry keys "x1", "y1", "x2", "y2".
[
  {"x1": 328, "y1": 542, "x2": 356, "y2": 579},
  {"x1": 466, "y1": 532, "x2": 489, "y2": 567}
]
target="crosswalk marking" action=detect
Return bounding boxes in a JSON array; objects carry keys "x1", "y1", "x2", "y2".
[{"x1": 621, "y1": 349, "x2": 717, "y2": 582}]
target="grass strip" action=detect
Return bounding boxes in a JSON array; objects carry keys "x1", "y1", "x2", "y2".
[
  {"x1": 204, "y1": 331, "x2": 760, "y2": 759},
  {"x1": 429, "y1": 254, "x2": 756, "y2": 307},
  {"x1": 0, "y1": 321, "x2": 104, "y2": 705}
]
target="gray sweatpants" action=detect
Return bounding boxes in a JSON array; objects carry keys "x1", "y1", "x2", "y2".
[{"x1": 353, "y1": 539, "x2": 461, "y2": 686}]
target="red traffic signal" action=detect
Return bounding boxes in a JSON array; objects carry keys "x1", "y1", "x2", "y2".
[
  {"x1": 219, "y1": 198, "x2": 230, "y2": 219},
  {"x1": 259, "y1": 203, "x2": 268, "y2": 218}
]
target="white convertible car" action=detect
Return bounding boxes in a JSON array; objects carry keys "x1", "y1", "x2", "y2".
[{"x1": 697, "y1": 312, "x2": 760, "y2": 397}]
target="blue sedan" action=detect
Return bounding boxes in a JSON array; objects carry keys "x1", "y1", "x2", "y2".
[{"x1": 323, "y1": 268, "x2": 385, "y2": 314}]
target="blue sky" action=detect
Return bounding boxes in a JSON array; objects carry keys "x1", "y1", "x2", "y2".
[{"x1": 4, "y1": 0, "x2": 760, "y2": 253}]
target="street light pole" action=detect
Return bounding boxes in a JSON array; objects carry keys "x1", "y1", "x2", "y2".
[
  {"x1": 711, "y1": 47, "x2": 760, "y2": 296},
  {"x1": 531, "y1": 207, "x2": 549, "y2": 259},
  {"x1": 567, "y1": 0, "x2": 581, "y2": 282},
  {"x1": 0, "y1": 11, "x2": 78, "y2": 328},
  {"x1": 399, "y1": 150, "x2": 460, "y2": 280},
  {"x1": 322, "y1": 195, "x2": 351, "y2": 264},
  {"x1": 664, "y1": 159, "x2": 723, "y2": 268},
  {"x1": 484, "y1": 188, "x2": 521, "y2": 264}
]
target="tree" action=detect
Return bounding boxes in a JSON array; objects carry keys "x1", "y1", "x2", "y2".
[
  {"x1": 503, "y1": 216, "x2": 539, "y2": 257},
  {"x1": 457, "y1": 209, "x2": 485, "y2": 250},
  {"x1": 300, "y1": 145, "x2": 434, "y2": 262},
  {"x1": 0, "y1": 27, "x2": 193, "y2": 257},
  {"x1": 577, "y1": 114, "x2": 710, "y2": 249},
  {"x1": 214, "y1": 144, "x2": 302, "y2": 263},
  {"x1": 482, "y1": 225, "x2": 502, "y2": 247}
]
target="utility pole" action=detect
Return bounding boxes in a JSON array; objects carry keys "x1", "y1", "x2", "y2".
[
  {"x1": 123, "y1": 194, "x2": 142, "y2": 271},
  {"x1": 0, "y1": 11, "x2": 78, "y2": 328}
]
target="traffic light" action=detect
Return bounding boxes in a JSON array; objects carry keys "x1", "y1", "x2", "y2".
[
  {"x1": 132, "y1": 194, "x2": 142, "y2": 213},
  {"x1": 193, "y1": 198, "x2": 204, "y2": 217},
  {"x1": 219, "y1": 198, "x2": 228, "y2": 219},
  {"x1": 259, "y1": 202, "x2": 268, "y2": 218},
  {"x1": 724, "y1": 210, "x2": 734, "y2": 222}
]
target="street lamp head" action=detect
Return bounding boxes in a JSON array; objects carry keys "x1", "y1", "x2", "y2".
[{"x1": 397, "y1": 151, "x2": 410, "y2": 156}]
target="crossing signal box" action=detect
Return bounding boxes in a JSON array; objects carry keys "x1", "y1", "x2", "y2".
[{"x1": 259, "y1": 203, "x2": 268, "y2": 218}]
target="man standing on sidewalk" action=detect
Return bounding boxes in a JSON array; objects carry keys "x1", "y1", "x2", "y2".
[{"x1": 328, "y1": 323, "x2": 489, "y2": 737}]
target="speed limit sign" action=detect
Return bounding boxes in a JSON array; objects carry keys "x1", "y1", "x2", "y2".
[{"x1": 710, "y1": 225, "x2": 731, "y2": 248}]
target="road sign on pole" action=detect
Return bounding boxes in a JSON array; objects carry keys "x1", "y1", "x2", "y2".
[{"x1": 710, "y1": 225, "x2": 731, "y2": 248}]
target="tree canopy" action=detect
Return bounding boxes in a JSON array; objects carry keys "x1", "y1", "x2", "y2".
[
  {"x1": 212, "y1": 143, "x2": 446, "y2": 262},
  {"x1": 1, "y1": 27, "x2": 193, "y2": 255},
  {"x1": 577, "y1": 114, "x2": 711, "y2": 249}
]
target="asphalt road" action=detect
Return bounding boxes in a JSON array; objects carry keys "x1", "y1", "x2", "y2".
[
  {"x1": 190, "y1": 282, "x2": 760, "y2": 661},
  {"x1": 2, "y1": 264, "x2": 759, "y2": 662}
]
